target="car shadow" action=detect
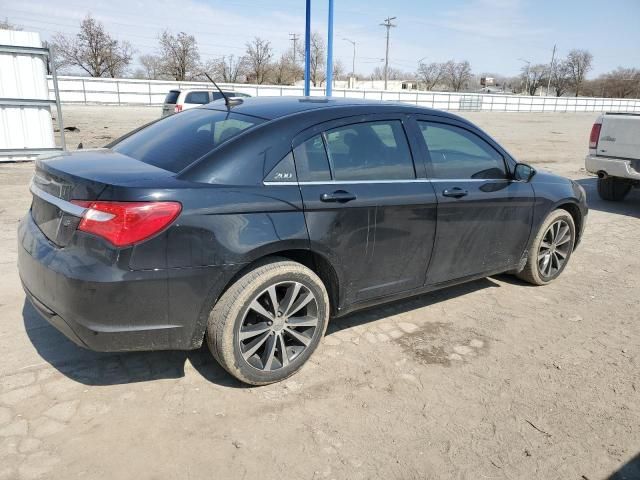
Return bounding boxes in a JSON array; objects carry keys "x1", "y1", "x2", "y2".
[
  {"x1": 607, "y1": 452, "x2": 640, "y2": 480},
  {"x1": 327, "y1": 277, "x2": 500, "y2": 335},
  {"x1": 24, "y1": 278, "x2": 501, "y2": 386},
  {"x1": 576, "y1": 177, "x2": 640, "y2": 219},
  {"x1": 22, "y1": 300, "x2": 248, "y2": 389}
]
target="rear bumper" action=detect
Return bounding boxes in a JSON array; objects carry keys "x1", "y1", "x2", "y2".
[
  {"x1": 18, "y1": 212, "x2": 240, "y2": 352},
  {"x1": 585, "y1": 154, "x2": 640, "y2": 180}
]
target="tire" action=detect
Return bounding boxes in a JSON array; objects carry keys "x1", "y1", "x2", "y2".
[
  {"x1": 516, "y1": 209, "x2": 576, "y2": 286},
  {"x1": 597, "y1": 177, "x2": 631, "y2": 201},
  {"x1": 207, "y1": 257, "x2": 330, "y2": 385}
]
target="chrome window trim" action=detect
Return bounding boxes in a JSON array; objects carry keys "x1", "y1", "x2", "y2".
[
  {"x1": 29, "y1": 182, "x2": 87, "y2": 217},
  {"x1": 263, "y1": 178, "x2": 510, "y2": 186}
]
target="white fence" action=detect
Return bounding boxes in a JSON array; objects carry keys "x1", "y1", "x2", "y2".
[{"x1": 47, "y1": 75, "x2": 640, "y2": 113}]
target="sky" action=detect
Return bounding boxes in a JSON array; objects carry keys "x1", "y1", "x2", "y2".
[{"x1": 2, "y1": 0, "x2": 639, "y2": 78}]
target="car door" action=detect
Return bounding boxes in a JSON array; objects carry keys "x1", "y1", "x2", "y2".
[
  {"x1": 413, "y1": 117, "x2": 535, "y2": 285},
  {"x1": 293, "y1": 115, "x2": 438, "y2": 308}
]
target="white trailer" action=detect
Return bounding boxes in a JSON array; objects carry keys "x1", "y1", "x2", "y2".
[{"x1": 0, "y1": 29, "x2": 65, "y2": 161}]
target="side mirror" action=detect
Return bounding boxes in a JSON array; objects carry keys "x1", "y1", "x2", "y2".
[{"x1": 514, "y1": 163, "x2": 536, "y2": 182}]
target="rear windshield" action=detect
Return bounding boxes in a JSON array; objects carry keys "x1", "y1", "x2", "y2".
[
  {"x1": 112, "y1": 109, "x2": 264, "y2": 173},
  {"x1": 164, "y1": 90, "x2": 180, "y2": 104}
]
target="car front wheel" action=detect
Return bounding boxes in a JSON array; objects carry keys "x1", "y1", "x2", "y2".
[
  {"x1": 517, "y1": 209, "x2": 576, "y2": 286},
  {"x1": 207, "y1": 258, "x2": 330, "y2": 385}
]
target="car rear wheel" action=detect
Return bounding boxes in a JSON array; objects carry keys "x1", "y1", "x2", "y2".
[
  {"x1": 597, "y1": 177, "x2": 631, "y2": 201},
  {"x1": 516, "y1": 209, "x2": 575, "y2": 286},
  {"x1": 207, "y1": 258, "x2": 330, "y2": 385}
]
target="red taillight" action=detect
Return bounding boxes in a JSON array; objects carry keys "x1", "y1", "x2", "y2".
[
  {"x1": 589, "y1": 122, "x2": 602, "y2": 149},
  {"x1": 174, "y1": 104, "x2": 182, "y2": 113},
  {"x1": 70, "y1": 201, "x2": 181, "y2": 247}
]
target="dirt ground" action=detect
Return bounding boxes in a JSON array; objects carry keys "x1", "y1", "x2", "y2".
[{"x1": 1, "y1": 106, "x2": 638, "y2": 480}]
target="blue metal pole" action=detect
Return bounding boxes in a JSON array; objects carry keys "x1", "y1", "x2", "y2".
[
  {"x1": 325, "y1": 0, "x2": 334, "y2": 96},
  {"x1": 304, "y1": 0, "x2": 311, "y2": 96}
]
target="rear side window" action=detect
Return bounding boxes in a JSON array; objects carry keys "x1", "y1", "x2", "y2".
[
  {"x1": 265, "y1": 152, "x2": 297, "y2": 183},
  {"x1": 293, "y1": 135, "x2": 331, "y2": 182},
  {"x1": 324, "y1": 120, "x2": 415, "y2": 181},
  {"x1": 164, "y1": 90, "x2": 180, "y2": 104},
  {"x1": 418, "y1": 122, "x2": 507, "y2": 179},
  {"x1": 185, "y1": 91, "x2": 210, "y2": 104},
  {"x1": 112, "y1": 109, "x2": 264, "y2": 173}
]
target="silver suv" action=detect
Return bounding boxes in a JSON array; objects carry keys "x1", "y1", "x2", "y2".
[{"x1": 161, "y1": 89, "x2": 250, "y2": 117}]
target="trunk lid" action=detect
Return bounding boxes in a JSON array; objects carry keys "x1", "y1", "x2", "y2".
[
  {"x1": 31, "y1": 149, "x2": 174, "y2": 247},
  {"x1": 598, "y1": 113, "x2": 640, "y2": 160}
]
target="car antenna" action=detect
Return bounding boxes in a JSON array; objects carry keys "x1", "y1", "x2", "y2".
[{"x1": 203, "y1": 72, "x2": 239, "y2": 108}]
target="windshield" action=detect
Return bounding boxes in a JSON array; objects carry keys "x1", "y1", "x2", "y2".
[{"x1": 112, "y1": 109, "x2": 265, "y2": 173}]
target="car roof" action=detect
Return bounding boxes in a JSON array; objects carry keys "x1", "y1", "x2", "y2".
[{"x1": 202, "y1": 96, "x2": 456, "y2": 121}]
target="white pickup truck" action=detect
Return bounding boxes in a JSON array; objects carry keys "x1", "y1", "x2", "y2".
[{"x1": 585, "y1": 113, "x2": 640, "y2": 201}]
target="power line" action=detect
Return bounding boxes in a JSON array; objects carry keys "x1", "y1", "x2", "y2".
[{"x1": 380, "y1": 16, "x2": 396, "y2": 90}]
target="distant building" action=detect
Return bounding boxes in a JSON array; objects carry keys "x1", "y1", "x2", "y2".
[{"x1": 480, "y1": 77, "x2": 495, "y2": 86}]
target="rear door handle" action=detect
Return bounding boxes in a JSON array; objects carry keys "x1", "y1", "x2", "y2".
[
  {"x1": 442, "y1": 188, "x2": 468, "y2": 198},
  {"x1": 320, "y1": 190, "x2": 357, "y2": 203}
]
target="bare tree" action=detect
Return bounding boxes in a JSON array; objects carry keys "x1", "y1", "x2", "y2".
[
  {"x1": 52, "y1": 15, "x2": 132, "y2": 77},
  {"x1": 521, "y1": 63, "x2": 547, "y2": 96},
  {"x1": 601, "y1": 67, "x2": 640, "y2": 98},
  {"x1": 158, "y1": 30, "x2": 200, "y2": 81},
  {"x1": 216, "y1": 55, "x2": 246, "y2": 83},
  {"x1": 272, "y1": 50, "x2": 301, "y2": 85},
  {"x1": 549, "y1": 60, "x2": 572, "y2": 97},
  {"x1": 565, "y1": 49, "x2": 593, "y2": 97},
  {"x1": 0, "y1": 17, "x2": 21, "y2": 30},
  {"x1": 245, "y1": 37, "x2": 273, "y2": 84},
  {"x1": 308, "y1": 32, "x2": 326, "y2": 86},
  {"x1": 444, "y1": 60, "x2": 472, "y2": 92},
  {"x1": 332, "y1": 59, "x2": 346, "y2": 82},
  {"x1": 138, "y1": 54, "x2": 162, "y2": 80},
  {"x1": 416, "y1": 62, "x2": 445, "y2": 90},
  {"x1": 372, "y1": 65, "x2": 403, "y2": 81},
  {"x1": 105, "y1": 40, "x2": 133, "y2": 78}
]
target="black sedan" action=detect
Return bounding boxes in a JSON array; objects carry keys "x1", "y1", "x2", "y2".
[{"x1": 18, "y1": 97, "x2": 588, "y2": 385}]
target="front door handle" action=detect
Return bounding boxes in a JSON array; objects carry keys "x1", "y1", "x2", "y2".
[
  {"x1": 320, "y1": 190, "x2": 357, "y2": 203},
  {"x1": 442, "y1": 187, "x2": 468, "y2": 198}
]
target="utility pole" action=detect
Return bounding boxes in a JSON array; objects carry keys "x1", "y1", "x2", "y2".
[
  {"x1": 343, "y1": 38, "x2": 356, "y2": 77},
  {"x1": 380, "y1": 16, "x2": 396, "y2": 90},
  {"x1": 289, "y1": 33, "x2": 299, "y2": 63},
  {"x1": 546, "y1": 44, "x2": 556, "y2": 96},
  {"x1": 326, "y1": 0, "x2": 334, "y2": 96},
  {"x1": 518, "y1": 58, "x2": 530, "y2": 95}
]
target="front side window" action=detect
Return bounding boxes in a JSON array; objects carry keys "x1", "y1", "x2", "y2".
[
  {"x1": 418, "y1": 122, "x2": 507, "y2": 180},
  {"x1": 112, "y1": 109, "x2": 263, "y2": 173},
  {"x1": 324, "y1": 120, "x2": 415, "y2": 181},
  {"x1": 185, "y1": 91, "x2": 211, "y2": 104}
]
